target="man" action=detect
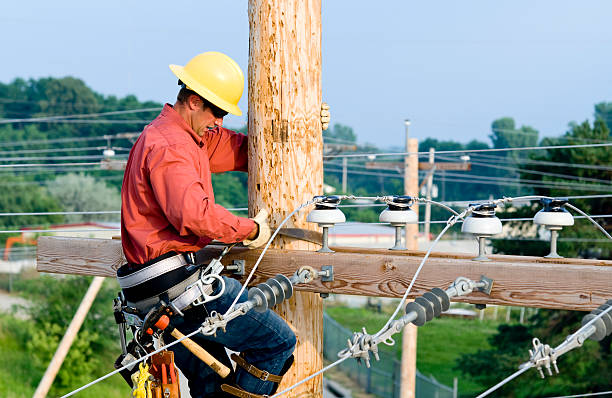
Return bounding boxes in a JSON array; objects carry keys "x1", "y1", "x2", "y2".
[{"x1": 120, "y1": 51, "x2": 329, "y2": 398}]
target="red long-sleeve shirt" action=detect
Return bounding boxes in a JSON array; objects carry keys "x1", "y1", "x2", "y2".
[{"x1": 121, "y1": 104, "x2": 255, "y2": 265}]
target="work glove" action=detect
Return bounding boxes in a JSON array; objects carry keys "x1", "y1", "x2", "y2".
[
  {"x1": 243, "y1": 209, "x2": 271, "y2": 249},
  {"x1": 321, "y1": 102, "x2": 330, "y2": 130}
]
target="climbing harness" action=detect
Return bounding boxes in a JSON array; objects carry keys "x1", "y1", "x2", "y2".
[{"x1": 117, "y1": 245, "x2": 232, "y2": 316}]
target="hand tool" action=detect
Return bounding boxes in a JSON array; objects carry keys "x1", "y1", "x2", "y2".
[{"x1": 141, "y1": 303, "x2": 231, "y2": 378}]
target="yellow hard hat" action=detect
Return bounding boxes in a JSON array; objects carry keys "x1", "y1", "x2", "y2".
[{"x1": 169, "y1": 52, "x2": 244, "y2": 116}]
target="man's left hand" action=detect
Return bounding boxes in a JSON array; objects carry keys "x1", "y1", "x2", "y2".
[{"x1": 243, "y1": 209, "x2": 271, "y2": 249}]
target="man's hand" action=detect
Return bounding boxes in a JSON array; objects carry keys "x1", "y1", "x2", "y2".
[
  {"x1": 321, "y1": 102, "x2": 330, "y2": 130},
  {"x1": 243, "y1": 209, "x2": 271, "y2": 249}
]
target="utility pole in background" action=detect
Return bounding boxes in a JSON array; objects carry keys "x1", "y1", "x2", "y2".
[
  {"x1": 400, "y1": 119, "x2": 419, "y2": 398},
  {"x1": 342, "y1": 156, "x2": 348, "y2": 193},
  {"x1": 423, "y1": 147, "x2": 435, "y2": 241}
]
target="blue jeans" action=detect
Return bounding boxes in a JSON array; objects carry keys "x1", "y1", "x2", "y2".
[{"x1": 166, "y1": 276, "x2": 296, "y2": 398}]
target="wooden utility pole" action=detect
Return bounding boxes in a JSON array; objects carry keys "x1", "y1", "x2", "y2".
[
  {"x1": 33, "y1": 276, "x2": 105, "y2": 398},
  {"x1": 248, "y1": 1, "x2": 323, "y2": 397},
  {"x1": 401, "y1": 121, "x2": 419, "y2": 398}
]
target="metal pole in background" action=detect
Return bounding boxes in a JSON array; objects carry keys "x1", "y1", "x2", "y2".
[
  {"x1": 342, "y1": 156, "x2": 348, "y2": 193},
  {"x1": 424, "y1": 148, "x2": 435, "y2": 241}
]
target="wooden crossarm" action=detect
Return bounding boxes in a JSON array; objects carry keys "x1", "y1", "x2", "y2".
[{"x1": 37, "y1": 236, "x2": 612, "y2": 311}]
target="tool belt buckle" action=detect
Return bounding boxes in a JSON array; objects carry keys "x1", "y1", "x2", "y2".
[{"x1": 261, "y1": 370, "x2": 270, "y2": 381}]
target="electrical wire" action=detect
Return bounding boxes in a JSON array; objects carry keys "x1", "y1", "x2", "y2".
[
  {"x1": 224, "y1": 199, "x2": 317, "y2": 314},
  {"x1": 60, "y1": 328, "x2": 199, "y2": 398},
  {"x1": 0, "y1": 107, "x2": 160, "y2": 124},
  {"x1": 435, "y1": 155, "x2": 612, "y2": 185},
  {"x1": 270, "y1": 356, "x2": 350, "y2": 398},
  {"x1": 475, "y1": 365, "x2": 533, "y2": 398},
  {"x1": 0, "y1": 132, "x2": 140, "y2": 148},
  {"x1": 544, "y1": 391, "x2": 612, "y2": 398},
  {"x1": 566, "y1": 203, "x2": 612, "y2": 240},
  {"x1": 469, "y1": 153, "x2": 612, "y2": 172},
  {"x1": 324, "y1": 142, "x2": 612, "y2": 159}
]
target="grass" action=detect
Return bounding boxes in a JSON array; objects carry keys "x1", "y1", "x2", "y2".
[
  {"x1": 0, "y1": 303, "x2": 130, "y2": 398},
  {"x1": 325, "y1": 304, "x2": 502, "y2": 397}
]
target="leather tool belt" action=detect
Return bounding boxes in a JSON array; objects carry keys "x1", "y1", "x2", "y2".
[{"x1": 117, "y1": 251, "x2": 225, "y2": 315}]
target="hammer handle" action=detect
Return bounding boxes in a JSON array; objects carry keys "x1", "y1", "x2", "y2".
[{"x1": 170, "y1": 329, "x2": 231, "y2": 378}]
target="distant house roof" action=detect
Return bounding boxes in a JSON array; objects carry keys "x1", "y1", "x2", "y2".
[{"x1": 330, "y1": 222, "x2": 395, "y2": 237}]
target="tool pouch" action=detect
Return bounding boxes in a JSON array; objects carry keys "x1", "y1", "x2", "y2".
[{"x1": 149, "y1": 351, "x2": 181, "y2": 398}]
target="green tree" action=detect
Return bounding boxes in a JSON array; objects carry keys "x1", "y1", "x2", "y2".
[
  {"x1": 47, "y1": 173, "x2": 120, "y2": 223},
  {"x1": 324, "y1": 123, "x2": 356, "y2": 143},
  {"x1": 594, "y1": 102, "x2": 612, "y2": 130}
]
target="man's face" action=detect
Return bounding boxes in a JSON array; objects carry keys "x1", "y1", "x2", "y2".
[{"x1": 191, "y1": 96, "x2": 224, "y2": 136}]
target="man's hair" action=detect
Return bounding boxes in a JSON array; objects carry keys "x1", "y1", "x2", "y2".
[{"x1": 176, "y1": 80, "x2": 227, "y2": 118}]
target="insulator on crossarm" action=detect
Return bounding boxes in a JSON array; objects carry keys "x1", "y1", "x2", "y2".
[{"x1": 583, "y1": 301, "x2": 612, "y2": 342}]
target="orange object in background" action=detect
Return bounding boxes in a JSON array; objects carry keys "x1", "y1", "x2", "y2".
[{"x1": 3, "y1": 235, "x2": 37, "y2": 261}]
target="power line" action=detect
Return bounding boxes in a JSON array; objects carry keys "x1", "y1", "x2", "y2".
[
  {"x1": 0, "y1": 132, "x2": 140, "y2": 148},
  {"x1": 0, "y1": 107, "x2": 160, "y2": 124},
  {"x1": 436, "y1": 155, "x2": 612, "y2": 185},
  {"x1": 469, "y1": 153, "x2": 612, "y2": 172},
  {"x1": 325, "y1": 142, "x2": 612, "y2": 159},
  {"x1": 0, "y1": 154, "x2": 127, "y2": 162},
  {"x1": 0, "y1": 146, "x2": 131, "y2": 155}
]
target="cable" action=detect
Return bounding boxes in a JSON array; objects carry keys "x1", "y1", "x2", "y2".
[
  {"x1": 374, "y1": 212, "x2": 465, "y2": 338},
  {"x1": 0, "y1": 146, "x2": 131, "y2": 156},
  {"x1": 270, "y1": 356, "x2": 350, "y2": 398},
  {"x1": 475, "y1": 366, "x2": 533, "y2": 398},
  {"x1": 469, "y1": 153, "x2": 612, "y2": 172},
  {"x1": 0, "y1": 107, "x2": 160, "y2": 124},
  {"x1": 0, "y1": 229, "x2": 119, "y2": 234},
  {"x1": 436, "y1": 155, "x2": 612, "y2": 185},
  {"x1": 60, "y1": 328, "x2": 199, "y2": 398},
  {"x1": 544, "y1": 391, "x2": 612, "y2": 398},
  {"x1": 224, "y1": 199, "x2": 317, "y2": 314},
  {"x1": 566, "y1": 203, "x2": 612, "y2": 240},
  {"x1": 0, "y1": 132, "x2": 140, "y2": 148},
  {"x1": 324, "y1": 142, "x2": 612, "y2": 159},
  {"x1": 0, "y1": 210, "x2": 120, "y2": 216}
]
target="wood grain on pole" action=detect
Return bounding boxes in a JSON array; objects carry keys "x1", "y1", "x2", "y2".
[
  {"x1": 248, "y1": 1, "x2": 323, "y2": 396},
  {"x1": 37, "y1": 237, "x2": 612, "y2": 310},
  {"x1": 32, "y1": 276, "x2": 105, "y2": 398},
  {"x1": 401, "y1": 136, "x2": 418, "y2": 398}
]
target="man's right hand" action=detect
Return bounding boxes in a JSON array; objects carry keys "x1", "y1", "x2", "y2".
[{"x1": 243, "y1": 209, "x2": 271, "y2": 249}]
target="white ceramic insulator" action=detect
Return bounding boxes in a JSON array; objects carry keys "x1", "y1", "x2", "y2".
[
  {"x1": 379, "y1": 209, "x2": 418, "y2": 225},
  {"x1": 533, "y1": 210, "x2": 574, "y2": 227},
  {"x1": 103, "y1": 148, "x2": 116, "y2": 157},
  {"x1": 461, "y1": 216, "x2": 502, "y2": 236},
  {"x1": 307, "y1": 208, "x2": 346, "y2": 225}
]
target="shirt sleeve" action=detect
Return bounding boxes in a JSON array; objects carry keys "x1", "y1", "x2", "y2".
[
  {"x1": 145, "y1": 144, "x2": 255, "y2": 242},
  {"x1": 204, "y1": 127, "x2": 249, "y2": 173}
]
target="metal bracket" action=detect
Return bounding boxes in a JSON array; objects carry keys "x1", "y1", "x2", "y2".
[
  {"x1": 226, "y1": 259, "x2": 245, "y2": 276},
  {"x1": 478, "y1": 275, "x2": 494, "y2": 295},
  {"x1": 320, "y1": 265, "x2": 334, "y2": 282}
]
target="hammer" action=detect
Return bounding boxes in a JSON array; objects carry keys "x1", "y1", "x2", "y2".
[{"x1": 141, "y1": 304, "x2": 231, "y2": 378}]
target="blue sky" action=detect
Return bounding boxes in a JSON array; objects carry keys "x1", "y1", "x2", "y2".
[{"x1": 1, "y1": 1, "x2": 610, "y2": 148}]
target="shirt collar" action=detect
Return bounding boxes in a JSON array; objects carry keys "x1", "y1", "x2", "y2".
[{"x1": 161, "y1": 103, "x2": 204, "y2": 146}]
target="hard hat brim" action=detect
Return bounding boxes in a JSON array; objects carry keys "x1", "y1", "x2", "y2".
[{"x1": 169, "y1": 64, "x2": 243, "y2": 116}]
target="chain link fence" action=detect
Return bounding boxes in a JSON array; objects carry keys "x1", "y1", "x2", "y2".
[{"x1": 324, "y1": 312, "x2": 456, "y2": 398}]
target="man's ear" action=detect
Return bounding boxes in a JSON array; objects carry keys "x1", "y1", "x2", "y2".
[{"x1": 187, "y1": 94, "x2": 201, "y2": 111}]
